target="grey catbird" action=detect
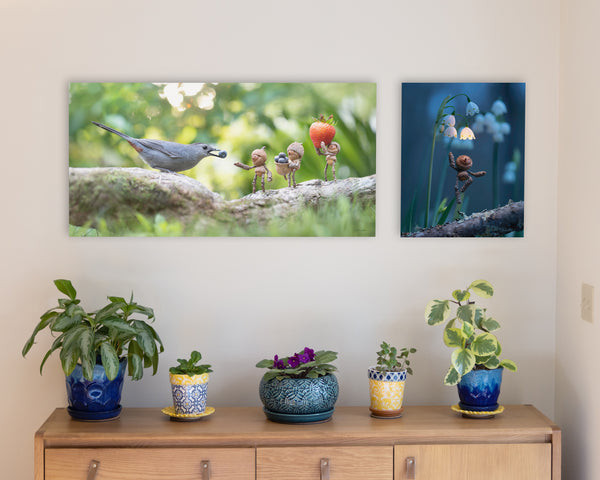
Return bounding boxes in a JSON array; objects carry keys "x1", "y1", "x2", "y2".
[{"x1": 92, "y1": 121, "x2": 227, "y2": 173}]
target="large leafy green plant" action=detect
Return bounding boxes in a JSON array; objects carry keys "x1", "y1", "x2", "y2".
[
  {"x1": 22, "y1": 279, "x2": 163, "y2": 381},
  {"x1": 424, "y1": 279, "x2": 517, "y2": 386}
]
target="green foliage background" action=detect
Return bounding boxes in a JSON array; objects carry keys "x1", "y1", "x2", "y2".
[{"x1": 69, "y1": 82, "x2": 376, "y2": 200}]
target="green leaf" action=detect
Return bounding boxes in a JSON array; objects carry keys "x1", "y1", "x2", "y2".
[
  {"x1": 22, "y1": 312, "x2": 59, "y2": 356},
  {"x1": 256, "y1": 359, "x2": 275, "y2": 368},
  {"x1": 151, "y1": 347, "x2": 160, "y2": 376},
  {"x1": 102, "y1": 318, "x2": 138, "y2": 335},
  {"x1": 444, "y1": 366, "x2": 460, "y2": 386},
  {"x1": 451, "y1": 348, "x2": 475, "y2": 377},
  {"x1": 78, "y1": 326, "x2": 95, "y2": 359},
  {"x1": 190, "y1": 350, "x2": 202, "y2": 364},
  {"x1": 128, "y1": 341, "x2": 143, "y2": 381},
  {"x1": 54, "y1": 279, "x2": 77, "y2": 300},
  {"x1": 469, "y1": 279, "x2": 494, "y2": 298},
  {"x1": 262, "y1": 371, "x2": 279, "y2": 381},
  {"x1": 100, "y1": 342, "x2": 120, "y2": 380},
  {"x1": 94, "y1": 303, "x2": 122, "y2": 322},
  {"x1": 51, "y1": 313, "x2": 83, "y2": 332},
  {"x1": 452, "y1": 290, "x2": 470, "y2": 303},
  {"x1": 59, "y1": 343, "x2": 80, "y2": 377},
  {"x1": 314, "y1": 350, "x2": 338, "y2": 364},
  {"x1": 425, "y1": 300, "x2": 451, "y2": 326},
  {"x1": 481, "y1": 317, "x2": 501, "y2": 332},
  {"x1": 471, "y1": 332, "x2": 498, "y2": 356},
  {"x1": 457, "y1": 304, "x2": 476, "y2": 325},
  {"x1": 108, "y1": 296, "x2": 126, "y2": 304},
  {"x1": 81, "y1": 353, "x2": 95, "y2": 381},
  {"x1": 39, "y1": 334, "x2": 66, "y2": 374},
  {"x1": 134, "y1": 321, "x2": 157, "y2": 358},
  {"x1": 443, "y1": 328, "x2": 465, "y2": 348},
  {"x1": 500, "y1": 359, "x2": 518, "y2": 372},
  {"x1": 474, "y1": 307, "x2": 485, "y2": 329},
  {"x1": 482, "y1": 356, "x2": 500, "y2": 369},
  {"x1": 461, "y1": 320, "x2": 474, "y2": 338}
]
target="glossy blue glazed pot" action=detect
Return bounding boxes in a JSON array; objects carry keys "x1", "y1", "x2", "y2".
[
  {"x1": 259, "y1": 374, "x2": 339, "y2": 415},
  {"x1": 457, "y1": 367, "x2": 503, "y2": 412},
  {"x1": 65, "y1": 358, "x2": 127, "y2": 420}
]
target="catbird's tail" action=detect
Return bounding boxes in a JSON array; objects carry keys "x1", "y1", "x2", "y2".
[{"x1": 92, "y1": 121, "x2": 133, "y2": 140}]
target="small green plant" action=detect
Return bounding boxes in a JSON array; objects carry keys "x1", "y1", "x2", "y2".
[
  {"x1": 425, "y1": 279, "x2": 517, "y2": 386},
  {"x1": 376, "y1": 342, "x2": 416, "y2": 374},
  {"x1": 169, "y1": 351, "x2": 212, "y2": 376},
  {"x1": 22, "y1": 279, "x2": 163, "y2": 381},
  {"x1": 256, "y1": 347, "x2": 337, "y2": 381}
]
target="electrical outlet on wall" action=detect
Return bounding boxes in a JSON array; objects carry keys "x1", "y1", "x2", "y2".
[{"x1": 581, "y1": 283, "x2": 594, "y2": 323}]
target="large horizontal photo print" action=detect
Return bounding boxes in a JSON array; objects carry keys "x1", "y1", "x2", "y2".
[{"x1": 69, "y1": 82, "x2": 376, "y2": 237}]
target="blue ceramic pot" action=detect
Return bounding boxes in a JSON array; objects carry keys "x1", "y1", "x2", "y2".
[
  {"x1": 457, "y1": 367, "x2": 503, "y2": 412},
  {"x1": 65, "y1": 357, "x2": 127, "y2": 419},
  {"x1": 259, "y1": 374, "x2": 339, "y2": 415}
]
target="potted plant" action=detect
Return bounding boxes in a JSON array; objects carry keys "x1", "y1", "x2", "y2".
[
  {"x1": 169, "y1": 350, "x2": 212, "y2": 416},
  {"x1": 368, "y1": 341, "x2": 416, "y2": 418},
  {"x1": 22, "y1": 279, "x2": 163, "y2": 420},
  {"x1": 425, "y1": 279, "x2": 517, "y2": 413},
  {"x1": 256, "y1": 347, "x2": 338, "y2": 423}
]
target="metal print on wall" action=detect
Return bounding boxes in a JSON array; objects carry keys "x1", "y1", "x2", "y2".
[
  {"x1": 401, "y1": 82, "x2": 525, "y2": 237},
  {"x1": 69, "y1": 82, "x2": 376, "y2": 237}
]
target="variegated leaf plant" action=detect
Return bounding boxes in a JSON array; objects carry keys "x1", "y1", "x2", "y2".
[{"x1": 425, "y1": 279, "x2": 517, "y2": 386}]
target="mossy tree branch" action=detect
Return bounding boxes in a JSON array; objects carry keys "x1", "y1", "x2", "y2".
[
  {"x1": 403, "y1": 201, "x2": 524, "y2": 237},
  {"x1": 69, "y1": 167, "x2": 376, "y2": 229}
]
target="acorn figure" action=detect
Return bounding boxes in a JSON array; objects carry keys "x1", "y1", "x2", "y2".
[
  {"x1": 286, "y1": 142, "x2": 304, "y2": 188},
  {"x1": 274, "y1": 151, "x2": 291, "y2": 184},
  {"x1": 319, "y1": 140, "x2": 340, "y2": 181},
  {"x1": 234, "y1": 146, "x2": 272, "y2": 193},
  {"x1": 448, "y1": 151, "x2": 486, "y2": 205}
]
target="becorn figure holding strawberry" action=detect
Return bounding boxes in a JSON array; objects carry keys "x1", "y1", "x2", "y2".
[{"x1": 309, "y1": 114, "x2": 340, "y2": 181}]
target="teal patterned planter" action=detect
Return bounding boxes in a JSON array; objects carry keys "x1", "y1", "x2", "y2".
[{"x1": 259, "y1": 374, "x2": 339, "y2": 416}]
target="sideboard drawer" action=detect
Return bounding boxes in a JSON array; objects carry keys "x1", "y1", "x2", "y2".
[
  {"x1": 45, "y1": 447, "x2": 255, "y2": 480},
  {"x1": 257, "y1": 446, "x2": 393, "y2": 480}
]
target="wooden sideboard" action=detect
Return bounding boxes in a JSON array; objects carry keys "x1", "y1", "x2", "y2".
[{"x1": 35, "y1": 405, "x2": 560, "y2": 479}]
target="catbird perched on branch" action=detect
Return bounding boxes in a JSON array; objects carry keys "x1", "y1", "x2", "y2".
[{"x1": 92, "y1": 121, "x2": 227, "y2": 173}]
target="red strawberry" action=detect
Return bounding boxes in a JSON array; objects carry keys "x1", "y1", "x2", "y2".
[{"x1": 309, "y1": 114, "x2": 336, "y2": 150}]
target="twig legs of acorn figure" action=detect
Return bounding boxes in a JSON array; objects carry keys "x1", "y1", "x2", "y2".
[
  {"x1": 319, "y1": 141, "x2": 340, "y2": 181},
  {"x1": 233, "y1": 146, "x2": 272, "y2": 193}
]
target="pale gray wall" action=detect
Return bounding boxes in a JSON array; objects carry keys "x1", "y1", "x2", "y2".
[
  {"x1": 556, "y1": 0, "x2": 600, "y2": 478},
  {"x1": 0, "y1": 1, "x2": 561, "y2": 478}
]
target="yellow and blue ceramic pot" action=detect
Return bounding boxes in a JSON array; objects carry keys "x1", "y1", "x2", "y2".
[
  {"x1": 368, "y1": 367, "x2": 406, "y2": 418},
  {"x1": 169, "y1": 372, "x2": 209, "y2": 415}
]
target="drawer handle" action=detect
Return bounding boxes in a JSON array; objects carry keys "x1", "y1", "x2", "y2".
[
  {"x1": 86, "y1": 460, "x2": 100, "y2": 480},
  {"x1": 201, "y1": 460, "x2": 211, "y2": 480},
  {"x1": 320, "y1": 458, "x2": 330, "y2": 480},
  {"x1": 406, "y1": 456, "x2": 416, "y2": 479}
]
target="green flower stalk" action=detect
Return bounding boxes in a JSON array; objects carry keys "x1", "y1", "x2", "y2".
[{"x1": 424, "y1": 94, "x2": 478, "y2": 227}]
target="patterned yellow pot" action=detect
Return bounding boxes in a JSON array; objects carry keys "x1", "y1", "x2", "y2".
[
  {"x1": 169, "y1": 373, "x2": 209, "y2": 415},
  {"x1": 368, "y1": 367, "x2": 406, "y2": 418}
]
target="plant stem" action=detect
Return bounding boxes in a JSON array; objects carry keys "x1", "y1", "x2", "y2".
[{"x1": 425, "y1": 126, "x2": 438, "y2": 227}]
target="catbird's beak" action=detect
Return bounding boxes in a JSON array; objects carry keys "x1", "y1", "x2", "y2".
[{"x1": 208, "y1": 148, "x2": 227, "y2": 158}]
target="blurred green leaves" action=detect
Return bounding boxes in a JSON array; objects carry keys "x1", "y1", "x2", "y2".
[{"x1": 69, "y1": 82, "x2": 376, "y2": 200}]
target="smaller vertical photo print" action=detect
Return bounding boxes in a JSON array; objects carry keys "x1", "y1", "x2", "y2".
[{"x1": 401, "y1": 82, "x2": 525, "y2": 237}]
